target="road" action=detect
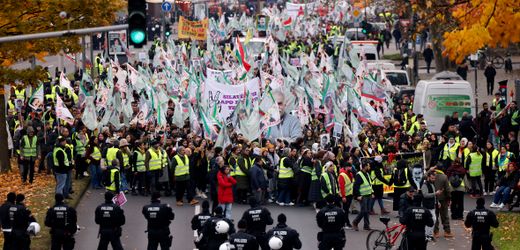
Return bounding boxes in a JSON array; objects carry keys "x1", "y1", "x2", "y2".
[{"x1": 75, "y1": 187, "x2": 489, "y2": 250}]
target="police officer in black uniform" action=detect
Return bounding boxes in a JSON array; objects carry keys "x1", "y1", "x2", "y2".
[
  {"x1": 240, "y1": 197, "x2": 273, "y2": 250},
  {"x1": 11, "y1": 194, "x2": 36, "y2": 250},
  {"x1": 229, "y1": 219, "x2": 259, "y2": 250},
  {"x1": 95, "y1": 192, "x2": 125, "y2": 250},
  {"x1": 198, "y1": 206, "x2": 235, "y2": 250},
  {"x1": 0, "y1": 192, "x2": 16, "y2": 250},
  {"x1": 266, "y1": 214, "x2": 302, "y2": 250},
  {"x1": 316, "y1": 195, "x2": 347, "y2": 250},
  {"x1": 142, "y1": 192, "x2": 175, "y2": 250},
  {"x1": 191, "y1": 200, "x2": 212, "y2": 236},
  {"x1": 44, "y1": 193, "x2": 78, "y2": 250},
  {"x1": 465, "y1": 198, "x2": 499, "y2": 250},
  {"x1": 399, "y1": 194, "x2": 434, "y2": 250}
]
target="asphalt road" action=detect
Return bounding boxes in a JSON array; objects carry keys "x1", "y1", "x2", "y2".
[{"x1": 75, "y1": 188, "x2": 492, "y2": 250}]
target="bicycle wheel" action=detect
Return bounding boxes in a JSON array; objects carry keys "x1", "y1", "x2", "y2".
[
  {"x1": 492, "y1": 56, "x2": 504, "y2": 69},
  {"x1": 366, "y1": 230, "x2": 390, "y2": 250}
]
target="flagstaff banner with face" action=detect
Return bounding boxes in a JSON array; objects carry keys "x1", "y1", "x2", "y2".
[
  {"x1": 206, "y1": 68, "x2": 235, "y2": 83},
  {"x1": 203, "y1": 77, "x2": 261, "y2": 119}
]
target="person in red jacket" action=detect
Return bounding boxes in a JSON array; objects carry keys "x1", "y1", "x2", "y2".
[
  {"x1": 338, "y1": 162, "x2": 354, "y2": 229},
  {"x1": 217, "y1": 157, "x2": 237, "y2": 220}
]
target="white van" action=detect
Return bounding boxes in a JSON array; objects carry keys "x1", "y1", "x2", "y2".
[
  {"x1": 350, "y1": 41, "x2": 379, "y2": 60},
  {"x1": 381, "y1": 70, "x2": 411, "y2": 89},
  {"x1": 367, "y1": 62, "x2": 395, "y2": 71},
  {"x1": 413, "y1": 80, "x2": 475, "y2": 134}
]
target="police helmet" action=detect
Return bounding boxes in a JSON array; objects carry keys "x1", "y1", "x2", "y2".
[
  {"x1": 27, "y1": 222, "x2": 41, "y2": 236},
  {"x1": 219, "y1": 242, "x2": 232, "y2": 250},
  {"x1": 215, "y1": 220, "x2": 230, "y2": 234},
  {"x1": 268, "y1": 236, "x2": 283, "y2": 249}
]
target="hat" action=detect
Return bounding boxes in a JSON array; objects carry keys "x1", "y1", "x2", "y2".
[
  {"x1": 374, "y1": 155, "x2": 383, "y2": 163},
  {"x1": 407, "y1": 186, "x2": 416, "y2": 192},
  {"x1": 119, "y1": 139, "x2": 130, "y2": 148},
  {"x1": 151, "y1": 139, "x2": 160, "y2": 146},
  {"x1": 252, "y1": 147, "x2": 261, "y2": 156}
]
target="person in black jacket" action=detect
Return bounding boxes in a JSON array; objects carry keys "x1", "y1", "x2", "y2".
[
  {"x1": 399, "y1": 187, "x2": 416, "y2": 219},
  {"x1": 249, "y1": 157, "x2": 268, "y2": 204},
  {"x1": 229, "y1": 219, "x2": 259, "y2": 250},
  {"x1": 198, "y1": 206, "x2": 235, "y2": 250},
  {"x1": 11, "y1": 194, "x2": 37, "y2": 250},
  {"x1": 484, "y1": 63, "x2": 497, "y2": 96},
  {"x1": 422, "y1": 44, "x2": 434, "y2": 74},
  {"x1": 421, "y1": 171, "x2": 439, "y2": 241},
  {"x1": 266, "y1": 214, "x2": 302, "y2": 250},
  {"x1": 191, "y1": 200, "x2": 212, "y2": 236},
  {"x1": 45, "y1": 193, "x2": 78, "y2": 250},
  {"x1": 241, "y1": 197, "x2": 273, "y2": 250},
  {"x1": 0, "y1": 192, "x2": 17, "y2": 250},
  {"x1": 316, "y1": 195, "x2": 346, "y2": 250},
  {"x1": 400, "y1": 195, "x2": 434, "y2": 250},
  {"x1": 95, "y1": 192, "x2": 125, "y2": 250},
  {"x1": 465, "y1": 198, "x2": 499, "y2": 250},
  {"x1": 142, "y1": 192, "x2": 175, "y2": 250}
]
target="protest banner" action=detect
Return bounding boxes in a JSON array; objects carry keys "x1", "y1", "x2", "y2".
[
  {"x1": 178, "y1": 16, "x2": 209, "y2": 40},
  {"x1": 206, "y1": 68, "x2": 234, "y2": 83},
  {"x1": 203, "y1": 77, "x2": 260, "y2": 119}
]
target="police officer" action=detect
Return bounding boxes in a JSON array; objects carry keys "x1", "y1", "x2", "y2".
[
  {"x1": 44, "y1": 193, "x2": 78, "y2": 250},
  {"x1": 229, "y1": 219, "x2": 259, "y2": 250},
  {"x1": 11, "y1": 194, "x2": 36, "y2": 250},
  {"x1": 266, "y1": 214, "x2": 302, "y2": 250},
  {"x1": 465, "y1": 198, "x2": 499, "y2": 250},
  {"x1": 399, "y1": 195, "x2": 434, "y2": 250},
  {"x1": 95, "y1": 192, "x2": 125, "y2": 250},
  {"x1": 0, "y1": 192, "x2": 16, "y2": 250},
  {"x1": 198, "y1": 206, "x2": 235, "y2": 250},
  {"x1": 191, "y1": 200, "x2": 212, "y2": 236},
  {"x1": 240, "y1": 197, "x2": 273, "y2": 250},
  {"x1": 316, "y1": 195, "x2": 346, "y2": 250},
  {"x1": 142, "y1": 192, "x2": 175, "y2": 249}
]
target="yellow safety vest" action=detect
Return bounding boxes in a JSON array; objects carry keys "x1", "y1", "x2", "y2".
[
  {"x1": 135, "y1": 151, "x2": 146, "y2": 172},
  {"x1": 300, "y1": 160, "x2": 313, "y2": 174},
  {"x1": 320, "y1": 172, "x2": 339, "y2": 197},
  {"x1": 53, "y1": 147, "x2": 69, "y2": 167},
  {"x1": 278, "y1": 157, "x2": 294, "y2": 179},
  {"x1": 228, "y1": 156, "x2": 238, "y2": 176},
  {"x1": 122, "y1": 152, "x2": 130, "y2": 168},
  {"x1": 486, "y1": 149, "x2": 499, "y2": 169},
  {"x1": 174, "y1": 154, "x2": 189, "y2": 176},
  {"x1": 339, "y1": 172, "x2": 353, "y2": 196},
  {"x1": 442, "y1": 143, "x2": 459, "y2": 161},
  {"x1": 22, "y1": 135, "x2": 37, "y2": 157},
  {"x1": 235, "y1": 157, "x2": 252, "y2": 176},
  {"x1": 371, "y1": 168, "x2": 385, "y2": 186},
  {"x1": 161, "y1": 149, "x2": 168, "y2": 168},
  {"x1": 75, "y1": 136, "x2": 87, "y2": 156},
  {"x1": 106, "y1": 168, "x2": 120, "y2": 192},
  {"x1": 358, "y1": 171, "x2": 373, "y2": 196},
  {"x1": 91, "y1": 146, "x2": 102, "y2": 161},
  {"x1": 512, "y1": 111, "x2": 519, "y2": 126},
  {"x1": 14, "y1": 89, "x2": 25, "y2": 100},
  {"x1": 148, "y1": 149, "x2": 163, "y2": 171},
  {"x1": 498, "y1": 152, "x2": 512, "y2": 172},
  {"x1": 106, "y1": 147, "x2": 120, "y2": 163},
  {"x1": 468, "y1": 152, "x2": 483, "y2": 177}
]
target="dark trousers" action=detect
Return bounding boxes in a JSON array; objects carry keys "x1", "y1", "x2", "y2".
[
  {"x1": 21, "y1": 157, "x2": 36, "y2": 183},
  {"x1": 435, "y1": 200, "x2": 451, "y2": 233},
  {"x1": 484, "y1": 169, "x2": 496, "y2": 193},
  {"x1": 451, "y1": 191, "x2": 465, "y2": 219},
  {"x1": 51, "y1": 234, "x2": 75, "y2": 250},
  {"x1": 393, "y1": 187, "x2": 407, "y2": 211},
  {"x1": 97, "y1": 233, "x2": 123, "y2": 250},
  {"x1": 469, "y1": 176, "x2": 483, "y2": 195},
  {"x1": 175, "y1": 179, "x2": 193, "y2": 202},
  {"x1": 353, "y1": 196, "x2": 371, "y2": 228},
  {"x1": 407, "y1": 232, "x2": 427, "y2": 250},
  {"x1": 487, "y1": 80, "x2": 494, "y2": 95},
  {"x1": 147, "y1": 231, "x2": 171, "y2": 250},
  {"x1": 251, "y1": 232, "x2": 268, "y2": 250},
  {"x1": 471, "y1": 234, "x2": 493, "y2": 250},
  {"x1": 149, "y1": 170, "x2": 162, "y2": 193},
  {"x1": 296, "y1": 172, "x2": 311, "y2": 205},
  {"x1": 75, "y1": 156, "x2": 87, "y2": 179},
  {"x1": 426, "y1": 60, "x2": 432, "y2": 74},
  {"x1": 342, "y1": 195, "x2": 353, "y2": 226},
  {"x1": 318, "y1": 231, "x2": 346, "y2": 250},
  {"x1": 3, "y1": 232, "x2": 13, "y2": 250},
  {"x1": 133, "y1": 172, "x2": 149, "y2": 194},
  {"x1": 11, "y1": 231, "x2": 30, "y2": 250}
]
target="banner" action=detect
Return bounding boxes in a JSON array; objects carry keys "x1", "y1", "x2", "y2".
[
  {"x1": 203, "y1": 78, "x2": 260, "y2": 119},
  {"x1": 178, "y1": 16, "x2": 209, "y2": 40},
  {"x1": 206, "y1": 68, "x2": 234, "y2": 83}
]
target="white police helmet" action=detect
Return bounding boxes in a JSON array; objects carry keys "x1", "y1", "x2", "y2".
[
  {"x1": 215, "y1": 220, "x2": 230, "y2": 234},
  {"x1": 268, "y1": 236, "x2": 283, "y2": 250},
  {"x1": 27, "y1": 222, "x2": 41, "y2": 236},
  {"x1": 219, "y1": 241, "x2": 232, "y2": 250}
]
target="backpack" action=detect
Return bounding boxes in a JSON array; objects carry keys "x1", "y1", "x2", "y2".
[
  {"x1": 101, "y1": 168, "x2": 113, "y2": 187},
  {"x1": 393, "y1": 168, "x2": 407, "y2": 186},
  {"x1": 449, "y1": 175, "x2": 462, "y2": 188}
]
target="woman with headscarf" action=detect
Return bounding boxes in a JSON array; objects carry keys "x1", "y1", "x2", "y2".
[{"x1": 296, "y1": 149, "x2": 313, "y2": 206}]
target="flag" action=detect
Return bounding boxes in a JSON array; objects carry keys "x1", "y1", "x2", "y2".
[
  {"x1": 283, "y1": 17, "x2": 292, "y2": 29},
  {"x1": 361, "y1": 77, "x2": 386, "y2": 102},
  {"x1": 59, "y1": 72, "x2": 73, "y2": 91},
  {"x1": 297, "y1": 7, "x2": 304, "y2": 17},
  {"x1": 28, "y1": 84, "x2": 43, "y2": 110},
  {"x1": 215, "y1": 124, "x2": 231, "y2": 148},
  {"x1": 56, "y1": 94, "x2": 74, "y2": 125},
  {"x1": 235, "y1": 37, "x2": 251, "y2": 72}
]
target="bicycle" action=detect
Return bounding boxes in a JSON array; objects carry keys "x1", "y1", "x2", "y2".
[
  {"x1": 366, "y1": 217, "x2": 408, "y2": 250},
  {"x1": 475, "y1": 48, "x2": 504, "y2": 69}
]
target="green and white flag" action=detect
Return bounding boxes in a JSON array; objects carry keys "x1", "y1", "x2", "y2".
[{"x1": 28, "y1": 83, "x2": 43, "y2": 110}]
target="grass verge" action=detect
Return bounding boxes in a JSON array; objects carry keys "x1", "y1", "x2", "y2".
[
  {"x1": 0, "y1": 160, "x2": 89, "y2": 250},
  {"x1": 492, "y1": 212, "x2": 520, "y2": 250},
  {"x1": 382, "y1": 53, "x2": 402, "y2": 61}
]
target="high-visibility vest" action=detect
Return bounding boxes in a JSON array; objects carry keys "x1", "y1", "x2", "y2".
[
  {"x1": 486, "y1": 149, "x2": 499, "y2": 169},
  {"x1": 106, "y1": 168, "x2": 120, "y2": 192},
  {"x1": 91, "y1": 146, "x2": 102, "y2": 161},
  {"x1": 339, "y1": 172, "x2": 353, "y2": 196},
  {"x1": 75, "y1": 136, "x2": 87, "y2": 156},
  {"x1": 161, "y1": 149, "x2": 168, "y2": 168},
  {"x1": 65, "y1": 144, "x2": 74, "y2": 160},
  {"x1": 320, "y1": 172, "x2": 339, "y2": 197},
  {"x1": 512, "y1": 111, "x2": 519, "y2": 126},
  {"x1": 468, "y1": 152, "x2": 483, "y2": 177},
  {"x1": 122, "y1": 152, "x2": 130, "y2": 168},
  {"x1": 404, "y1": 113, "x2": 416, "y2": 124},
  {"x1": 22, "y1": 135, "x2": 37, "y2": 157},
  {"x1": 311, "y1": 164, "x2": 319, "y2": 181},
  {"x1": 53, "y1": 147, "x2": 69, "y2": 167},
  {"x1": 358, "y1": 171, "x2": 373, "y2": 196},
  {"x1": 498, "y1": 152, "x2": 512, "y2": 172},
  {"x1": 135, "y1": 151, "x2": 146, "y2": 172},
  {"x1": 14, "y1": 89, "x2": 25, "y2": 100},
  {"x1": 106, "y1": 147, "x2": 120, "y2": 163},
  {"x1": 228, "y1": 156, "x2": 238, "y2": 176},
  {"x1": 7, "y1": 100, "x2": 16, "y2": 113},
  {"x1": 371, "y1": 168, "x2": 385, "y2": 186},
  {"x1": 408, "y1": 121, "x2": 420, "y2": 135},
  {"x1": 393, "y1": 168, "x2": 411, "y2": 188},
  {"x1": 278, "y1": 157, "x2": 294, "y2": 179},
  {"x1": 148, "y1": 149, "x2": 162, "y2": 171},
  {"x1": 235, "y1": 157, "x2": 252, "y2": 176},
  {"x1": 173, "y1": 154, "x2": 189, "y2": 176},
  {"x1": 442, "y1": 143, "x2": 459, "y2": 161},
  {"x1": 299, "y1": 160, "x2": 313, "y2": 174},
  {"x1": 95, "y1": 56, "x2": 103, "y2": 75}
]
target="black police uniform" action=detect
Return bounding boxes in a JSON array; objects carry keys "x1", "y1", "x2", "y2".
[
  {"x1": 399, "y1": 205, "x2": 434, "y2": 250},
  {"x1": 94, "y1": 201, "x2": 125, "y2": 250},
  {"x1": 265, "y1": 223, "x2": 302, "y2": 250},
  {"x1": 0, "y1": 200, "x2": 15, "y2": 250},
  {"x1": 464, "y1": 207, "x2": 499, "y2": 250},
  {"x1": 142, "y1": 200, "x2": 175, "y2": 249},
  {"x1": 44, "y1": 202, "x2": 78, "y2": 250},
  {"x1": 198, "y1": 215, "x2": 235, "y2": 250},
  {"x1": 316, "y1": 204, "x2": 347, "y2": 250},
  {"x1": 191, "y1": 210, "x2": 211, "y2": 234},
  {"x1": 229, "y1": 230, "x2": 259, "y2": 250},
  {"x1": 241, "y1": 206, "x2": 273, "y2": 250},
  {"x1": 10, "y1": 202, "x2": 36, "y2": 250}
]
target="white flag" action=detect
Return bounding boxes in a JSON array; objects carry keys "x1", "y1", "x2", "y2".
[
  {"x1": 60, "y1": 72, "x2": 73, "y2": 91},
  {"x1": 56, "y1": 94, "x2": 74, "y2": 125}
]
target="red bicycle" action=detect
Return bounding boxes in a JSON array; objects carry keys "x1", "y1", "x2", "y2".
[{"x1": 366, "y1": 217, "x2": 408, "y2": 250}]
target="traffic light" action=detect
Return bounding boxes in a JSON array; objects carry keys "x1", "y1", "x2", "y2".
[
  {"x1": 361, "y1": 21, "x2": 373, "y2": 35},
  {"x1": 164, "y1": 23, "x2": 171, "y2": 37},
  {"x1": 128, "y1": 0, "x2": 147, "y2": 48}
]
